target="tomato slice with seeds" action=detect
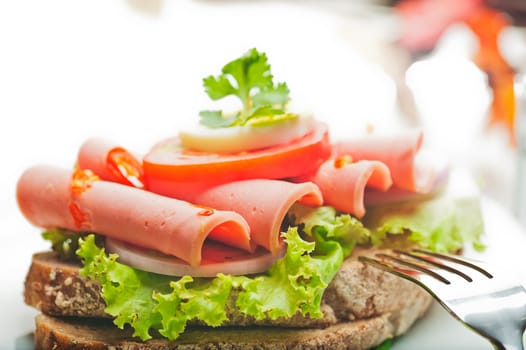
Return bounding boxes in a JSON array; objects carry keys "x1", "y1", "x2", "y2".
[{"x1": 143, "y1": 122, "x2": 331, "y2": 189}]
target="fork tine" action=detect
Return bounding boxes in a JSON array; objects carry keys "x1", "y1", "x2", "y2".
[
  {"x1": 375, "y1": 253, "x2": 451, "y2": 284},
  {"x1": 411, "y1": 249, "x2": 494, "y2": 279},
  {"x1": 358, "y1": 255, "x2": 449, "y2": 286},
  {"x1": 357, "y1": 256, "x2": 421, "y2": 284},
  {"x1": 394, "y1": 250, "x2": 473, "y2": 282},
  {"x1": 361, "y1": 250, "x2": 526, "y2": 350}
]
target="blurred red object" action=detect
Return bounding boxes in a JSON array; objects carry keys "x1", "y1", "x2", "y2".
[
  {"x1": 466, "y1": 7, "x2": 516, "y2": 145},
  {"x1": 395, "y1": 0, "x2": 483, "y2": 52},
  {"x1": 396, "y1": 0, "x2": 517, "y2": 145}
]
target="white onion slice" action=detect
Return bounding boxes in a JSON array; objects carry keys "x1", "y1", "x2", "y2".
[{"x1": 105, "y1": 238, "x2": 286, "y2": 277}]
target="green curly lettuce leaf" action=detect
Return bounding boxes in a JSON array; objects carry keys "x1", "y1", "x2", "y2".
[
  {"x1": 41, "y1": 228, "x2": 98, "y2": 260},
  {"x1": 75, "y1": 188, "x2": 484, "y2": 341},
  {"x1": 152, "y1": 274, "x2": 233, "y2": 339},
  {"x1": 234, "y1": 227, "x2": 343, "y2": 320},
  {"x1": 77, "y1": 235, "x2": 234, "y2": 340},
  {"x1": 76, "y1": 225, "x2": 344, "y2": 341},
  {"x1": 362, "y1": 170, "x2": 485, "y2": 252},
  {"x1": 363, "y1": 196, "x2": 485, "y2": 253},
  {"x1": 77, "y1": 235, "x2": 170, "y2": 340},
  {"x1": 287, "y1": 204, "x2": 372, "y2": 257}
]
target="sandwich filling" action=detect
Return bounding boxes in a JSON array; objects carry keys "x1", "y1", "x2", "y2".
[{"x1": 18, "y1": 48, "x2": 485, "y2": 343}]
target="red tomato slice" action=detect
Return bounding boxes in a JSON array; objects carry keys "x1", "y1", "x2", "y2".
[{"x1": 143, "y1": 122, "x2": 331, "y2": 187}]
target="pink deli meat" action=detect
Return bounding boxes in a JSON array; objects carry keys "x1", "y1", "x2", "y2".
[
  {"x1": 76, "y1": 138, "x2": 323, "y2": 255},
  {"x1": 16, "y1": 165, "x2": 252, "y2": 267},
  {"x1": 77, "y1": 137, "x2": 144, "y2": 188},
  {"x1": 149, "y1": 179, "x2": 323, "y2": 255},
  {"x1": 297, "y1": 159, "x2": 392, "y2": 218},
  {"x1": 332, "y1": 129, "x2": 435, "y2": 193}
]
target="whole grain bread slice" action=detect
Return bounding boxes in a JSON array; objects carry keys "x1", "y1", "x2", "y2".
[
  {"x1": 34, "y1": 306, "x2": 426, "y2": 350},
  {"x1": 28, "y1": 246, "x2": 433, "y2": 349},
  {"x1": 24, "y1": 246, "x2": 432, "y2": 329}
]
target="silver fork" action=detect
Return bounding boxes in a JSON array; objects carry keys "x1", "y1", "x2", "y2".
[{"x1": 359, "y1": 250, "x2": 526, "y2": 350}]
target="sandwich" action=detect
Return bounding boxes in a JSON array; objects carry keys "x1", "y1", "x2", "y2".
[{"x1": 17, "y1": 48, "x2": 484, "y2": 350}]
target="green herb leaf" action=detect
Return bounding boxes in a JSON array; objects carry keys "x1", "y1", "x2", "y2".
[
  {"x1": 198, "y1": 110, "x2": 238, "y2": 128},
  {"x1": 202, "y1": 75, "x2": 236, "y2": 100},
  {"x1": 200, "y1": 48, "x2": 291, "y2": 128},
  {"x1": 252, "y1": 81, "x2": 290, "y2": 107},
  {"x1": 244, "y1": 112, "x2": 298, "y2": 127}
]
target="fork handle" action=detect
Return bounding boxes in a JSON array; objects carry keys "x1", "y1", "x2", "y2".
[{"x1": 488, "y1": 327, "x2": 524, "y2": 350}]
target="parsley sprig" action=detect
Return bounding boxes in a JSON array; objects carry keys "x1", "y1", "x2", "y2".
[{"x1": 199, "y1": 48, "x2": 293, "y2": 128}]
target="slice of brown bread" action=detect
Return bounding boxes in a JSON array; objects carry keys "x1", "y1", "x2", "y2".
[
  {"x1": 35, "y1": 309, "x2": 420, "y2": 350},
  {"x1": 24, "y1": 247, "x2": 432, "y2": 329},
  {"x1": 27, "y1": 246, "x2": 433, "y2": 349}
]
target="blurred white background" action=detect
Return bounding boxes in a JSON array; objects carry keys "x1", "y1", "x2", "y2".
[
  {"x1": 0, "y1": 0, "x2": 525, "y2": 349},
  {"x1": 0, "y1": 1, "x2": 408, "y2": 345}
]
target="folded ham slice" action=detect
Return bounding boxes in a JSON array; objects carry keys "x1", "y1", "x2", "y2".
[
  {"x1": 77, "y1": 137, "x2": 144, "y2": 188},
  {"x1": 149, "y1": 179, "x2": 323, "y2": 255},
  {"x1": 75, "y1": 138, "x2": 323, "y2": 255},
  {"x1": 16, "y1": 165, "x2": 252, "y2": 267},
  {"x1": 294, "y1": 159, "x2": 392, "y2": 218},
  {"x1": 332, "y1": 129, "x2": 434, "y2": 193},
  {"x1": 364, "y1": 149, "x2": 451, "y2": 206}
]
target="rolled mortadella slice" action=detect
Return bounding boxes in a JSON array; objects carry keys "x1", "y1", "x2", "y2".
[
  {"x1": 296, "y1": 158, "x2": 392, "y2": 218},
  {"x1": 332, "y1": 129, "x2": 431, "y2": 193},
  {"x1": 162, "y1": 179, "x2": 323, "y2": 255},
  {"x1": 364, "y1": 149, "x2": 451, "y2": 206},
  {"x1": 16, "y1": 165, "x2": 252, "y2": 267},
  {"x1": 77, "y1": 137, "x2": 145, "y2": 188}
]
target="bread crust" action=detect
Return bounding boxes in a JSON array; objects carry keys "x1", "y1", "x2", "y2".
[
  {"x1": 25, "y1": 247, "x2": 432, "y2": 329},
  {"x1": 34, "y1": 310, "x2": 420, "y2": 350},
  {"x1": 24, "y1": 252, "x2": 107, "y2": 318}
]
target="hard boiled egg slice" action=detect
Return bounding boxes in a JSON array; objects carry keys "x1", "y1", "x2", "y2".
[{"x1": 179, "y1": 113, "x2": 316, "y2": 153}]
